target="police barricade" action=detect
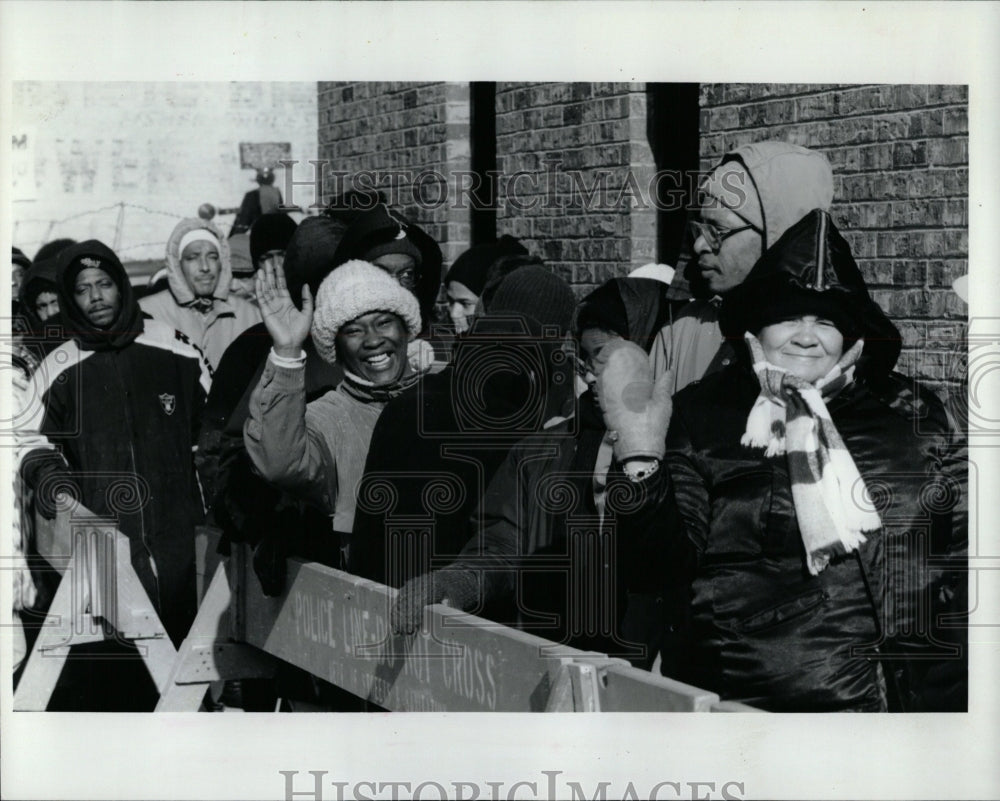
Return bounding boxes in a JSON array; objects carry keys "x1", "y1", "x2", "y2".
[
  {"x1": 158, "y1": 544, "x2": 761, "y2": 713},
  {"x1": 14, "y1": 504, "x2": 184, "y2": 710}
]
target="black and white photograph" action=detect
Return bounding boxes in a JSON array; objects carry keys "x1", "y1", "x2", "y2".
[{"x1": 2, "y1": 2, "x2": 998, "y2": 800}]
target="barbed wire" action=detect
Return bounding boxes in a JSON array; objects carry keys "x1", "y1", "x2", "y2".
[{"x1": 12, "y1": 201, "x2": 236, "y2": 255}]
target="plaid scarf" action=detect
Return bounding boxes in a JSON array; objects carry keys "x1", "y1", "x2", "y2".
[{"x1": 742, "y1": 333, "x2": 883, "y2": 575}]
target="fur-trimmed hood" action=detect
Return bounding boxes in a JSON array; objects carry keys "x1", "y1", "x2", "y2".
[{"x1": 164, "y1": 218, "x2": 232, "y2": 305}]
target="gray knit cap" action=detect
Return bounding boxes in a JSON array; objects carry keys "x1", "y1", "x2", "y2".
[{"x1": 310, "y1": 259, "x2": 421, "y2": 364}]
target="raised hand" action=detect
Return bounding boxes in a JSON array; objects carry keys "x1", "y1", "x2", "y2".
[
  {"x1": 594, "y1": 338, "x2": 673, "y2": 462},
  {"x1": 255, "y1": 261, "x2": 313, "y2": 358}
]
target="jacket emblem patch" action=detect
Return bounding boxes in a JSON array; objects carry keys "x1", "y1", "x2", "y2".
[{"x1": 159, "y1": 393, "x2": 177, "y2": 415}]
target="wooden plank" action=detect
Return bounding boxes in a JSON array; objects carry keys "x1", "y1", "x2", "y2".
[
  {"x1": 241, "y1": 557, "x2": 579, "y2": 712},
  {"x1": 597, "y1": 663, "x2": 721, "y2": 712}
]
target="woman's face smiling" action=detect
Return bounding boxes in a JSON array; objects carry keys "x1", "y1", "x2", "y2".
[
  {"x1": 335, "y1": 311, "x2": 408, "y2": 385},
  {"x1": 757, "y1": 315, "x2": 845, "y2": 383}
]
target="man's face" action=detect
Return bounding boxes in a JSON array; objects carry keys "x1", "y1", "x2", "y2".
[
  {"x1": 73, "y1": 267, "x2": 121, "y2": 328},
  {"x1": 691, "y1": 203, "x2": 764, "y2": 295},
  {"x1": 11, "y1": 261, "x2": 24, "y2": 294},
  {"x1": 180, "y1": 240, "x2": 221, "y2": 298},
  {"x1": 34, "y1": 290, "x2": 60, "y2": 321},
  {"x1": 691, "y1": 163, "x2": 764, "y2": 296},
  {"x1": 372, "y1": 253, "x2": 418, "y2": 295}
]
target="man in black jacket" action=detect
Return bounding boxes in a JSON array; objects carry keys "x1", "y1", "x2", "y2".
[{"x1": 18, "y1": 241, "x2": 211, "y2": 710}]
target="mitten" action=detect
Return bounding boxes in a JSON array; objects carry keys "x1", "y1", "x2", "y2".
[
  {"x1": 390, "y1": 568, "x2": 480, "y2": 635},
  {"x1": 593, "y1": 339, "x2": 673, "y2": 462}
]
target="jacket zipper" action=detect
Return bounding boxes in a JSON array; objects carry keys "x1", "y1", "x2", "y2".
[{"x1": 113, "y1": 351, "x2": 161, "y2": 609}]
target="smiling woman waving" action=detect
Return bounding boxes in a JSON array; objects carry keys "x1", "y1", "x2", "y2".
[{"x1": 244, "y1": 259, "x2": 422, "y2": 546}]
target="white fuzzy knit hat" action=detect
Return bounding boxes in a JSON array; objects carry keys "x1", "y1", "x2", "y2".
[{"x1": 311, "y1": 259, "x2": 422, "y2": 364}]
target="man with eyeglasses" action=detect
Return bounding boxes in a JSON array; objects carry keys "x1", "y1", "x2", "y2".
[{"x1": 649, "y1": 141, "x2": 835, "y2": 393}]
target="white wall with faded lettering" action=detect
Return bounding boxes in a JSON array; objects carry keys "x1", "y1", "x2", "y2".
[{"x1": 12, "y1": 82, "x2": 318, "y2": 263}]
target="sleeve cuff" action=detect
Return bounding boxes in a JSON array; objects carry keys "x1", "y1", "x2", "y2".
[{"x1": 268, "y1": 348, "x2": 307, "y2": 368}]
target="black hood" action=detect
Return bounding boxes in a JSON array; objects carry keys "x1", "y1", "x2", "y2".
[
  {"x1": 719, "y1": 209, "x2": 902, "y2": 379},
  {"x1": 282, "y1": 216, "x2": 350, "y2": 306},
  {"x1": 575, "y1": 276, "x2": 672, "y2": 353},
  {"x1": 17, "y1": 257, "x2": 61, "y2": 332},
  {"x1": 332, "y1": 203, "x2": 443, "y2": 331},
  {"x1": 56, "y1": 240, "x2": 144, "y2": 351}
]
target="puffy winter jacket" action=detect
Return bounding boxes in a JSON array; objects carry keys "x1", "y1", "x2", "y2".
[
  {"x1": 635, "y1": 365, "x2": 967, "y2": 711},
  {"x1": 622, "y1": 210, "x2": 967, "y2": 711}
]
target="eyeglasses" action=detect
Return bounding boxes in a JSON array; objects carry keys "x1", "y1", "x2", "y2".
[
  {"x1": 573, "y1": 355, "x2": 595, "y2": 381},
  {"x1": 688, "y1": 219, "x2": 761, "y2": 252}
]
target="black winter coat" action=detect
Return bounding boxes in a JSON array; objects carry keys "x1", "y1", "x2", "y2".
[
  {"x1": 624, "y1": 364, "x2": 967, "y2": 711},
  {"x1": 24, "y1": 322, "x2": 210, "y2": 644}
]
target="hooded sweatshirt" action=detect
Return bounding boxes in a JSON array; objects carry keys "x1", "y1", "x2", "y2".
[
  {"x1": 13, "y1": 257, "x2": 68, "y2": 377},
  {"x1": 650, "y1": 141, "x2": 834, "y2": 393},
  {"x1": 139, "y1": 218, "x2": 261, "y2": 373},
  {"x1": 20, "y1": 240, "x2": 212, "y2": 645}
]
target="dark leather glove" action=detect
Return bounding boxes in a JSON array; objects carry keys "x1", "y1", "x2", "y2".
[
  {"x1": 21, "y1": 449, "x2": 75, "y2": 520},
  {"x1": 390, "y1": 568, "x2": 480, "y2": 635}
]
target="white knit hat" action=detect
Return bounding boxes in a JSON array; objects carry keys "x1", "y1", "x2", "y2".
[{"x1": 311, "y1": 259, "x2": 422, "y2": 364}]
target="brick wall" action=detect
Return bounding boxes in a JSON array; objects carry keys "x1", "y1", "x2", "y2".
[
  {"x1": 318, "y1": 81, "x2": 472, "y2": 265},
  {"x1": 314, "y1": 81, "x2": 968, "y2": 392},
  {"x1": 699, "y1": 84, "x2": 969, "y2": 391},
  {"x1": 494, "y1": 82, "x2": 657, "y2": 297}
]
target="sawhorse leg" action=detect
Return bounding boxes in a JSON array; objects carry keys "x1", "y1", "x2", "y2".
[{"x1": 156, "y1": 562, "x2": 277, "y2": 711}]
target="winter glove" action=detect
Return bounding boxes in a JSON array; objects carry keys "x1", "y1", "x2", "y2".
[
  {"x1": 593, "y1": 338, "x2": 673, "y2": 462},
  {"x1": 390, "y1": 568, "x2": 480, "y2": 635},
  {"x1": 20, "y1": 449, "x2": 76, "y2": 520}
]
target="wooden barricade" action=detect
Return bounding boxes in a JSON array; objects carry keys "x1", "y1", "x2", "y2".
[
  {"x1": 14, "y1": 505, "x2": 182, "y2": 710},
  {"x1": 160, "y1": 547, "x2": 761, "y2": 713},
  {"x1": 12, "y1": 503, "x2": 759, "y2": 712}
]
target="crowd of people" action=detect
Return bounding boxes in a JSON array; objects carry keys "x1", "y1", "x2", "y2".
[{"x1": 10, "y1": 140, "x2": 967, "y2": 713}]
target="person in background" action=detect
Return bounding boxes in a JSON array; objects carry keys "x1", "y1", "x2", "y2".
[
  {"x1": 11, "y1": 247, "x2": 31, "y2": 304},
  {"x1": 353, "y1": 263, "x2": 578, "y2": 590},
  {"x1": 332, "y1": 203, "x2": 443, "y2": 342},
  {"x1": 140, "y1": 217, "x2": 261, "y2": 374},
  {"x1": 443, "y1": 235, "x2": 528, "y2": 335},
  {"x1": 17, "y1": 240, "x2": 211, "y2": 709},
  {"x1": 602, "y1": 210, "x2": 966, "y2": 711},
  {"x1": 388, "y1": 274, "x2": 671, "y2": 660},
  {"x1": 229, "y1": 212, "x2": 298, "y2": 304},
  {"x1": 230, "y1": 166, "x2": 283, "y2": 237},
  {"x1": 227, "y1": 233, "x2": 255, "y2": 302},
  {"x1": 251, "y1": 212, "x2": 297, "y2": 273}
]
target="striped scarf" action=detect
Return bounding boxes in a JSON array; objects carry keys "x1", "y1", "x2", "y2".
[{"x1": 742, "y1": 332, "x2": 882, "y2": 575}]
